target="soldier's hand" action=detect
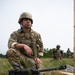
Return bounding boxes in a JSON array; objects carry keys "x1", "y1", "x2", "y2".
[
  {"x1": 34, "y1": 58, "x2": 42, "y2": 64},
  {"x1": 14, "y1": 44, "x2": 33, "y2": 55},
  {"x1": 23, "y1": 44, "x2": 33, "y2": 55}
]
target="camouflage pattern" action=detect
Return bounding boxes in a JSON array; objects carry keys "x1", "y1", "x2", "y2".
[
  {"x1": 18, "y1": 12, "x2": 33, "y2": 24},
  {"x1": 6, "y1": 49, "x2": 36, "y2": 69},
  {"x1": 53, "y1": 45, "x2": 63, "y2": 60},
  {"x1": 6, "y1": 28, "x2": 44, "y2": 74},
  {"x1": 56, "y1": 49, "x2": 62, "y2": 60},
  {"x1": 56, "y1": 45, "x2": 62, "y2": 60},
  {"x1": 67, "y1": 48, "x2": 71, "y2": 58},
  {"x1": 6, "y1": 49, "x2": 44, "y2": 75},
  {"x1": 8, "y1": 28, "x2": 43, "y2": 57}
]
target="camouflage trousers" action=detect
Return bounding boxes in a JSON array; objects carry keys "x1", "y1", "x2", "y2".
[{"x1": 6, "y1": 49, "x2": 45, "y2": 75}]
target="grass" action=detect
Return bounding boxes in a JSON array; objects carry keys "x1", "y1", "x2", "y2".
[
  {"x1": 0, "y1": 58, "x2": 74, "y2": 75},
  {"x1": 41, "y1": 58, "x2": 74, "y2": 75},
  {"x1": 41, "y1": 58, "x2": 74, "y2": 68},
  {"x1": 0, "y1": 58, "x2": 12, "y2": 75}
]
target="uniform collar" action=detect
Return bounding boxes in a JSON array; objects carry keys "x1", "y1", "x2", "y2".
[
  {"x1": 19, "y1": 28, "x2": 23, "y2": 33},
  {"x1": 19, "y1": 28, "x2": 33, "y2": 33}
]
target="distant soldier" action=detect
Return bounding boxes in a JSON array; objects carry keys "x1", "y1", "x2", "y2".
[
  {"x1": 67, "y1": 48, "x2": 71, "y2": 58},
  {"x1": 53, "y1": 45, "x2": 63, "y2": 61}
]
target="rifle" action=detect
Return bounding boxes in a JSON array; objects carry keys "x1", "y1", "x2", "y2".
[{"x1": 8, "y1": 63, "x2": 66, "y2": 75}]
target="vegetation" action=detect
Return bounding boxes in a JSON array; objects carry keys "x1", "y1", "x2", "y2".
[
  {"x1": 0, "y1": 57, "x2": 74, "y2": 75},
  {"x1": 0, "y1": 48, "x2": 73, "y2": 75},
  {"x1": 44, "y1": 48, "x2": 73, "y2": 58},
  {"x1": 0, "y1": 48, "x2": 74, "y2": 58},
  {"x1": 0, "y1": 58, "x2": 12, "y2": 75},
  {"x1": 41, "y1": 58, "x2": 74, "y2": 68},
  {"x1": 0, "y1": 54, "x2": 6, "y2": 58}
]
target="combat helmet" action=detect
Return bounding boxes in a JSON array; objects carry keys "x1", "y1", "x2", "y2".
[
  {"x1": 18, "y1": 12, "x2": 33, "y2": 24},
  {"x1": 56, "y1": 45, "x2": 60, "y2": 48}
]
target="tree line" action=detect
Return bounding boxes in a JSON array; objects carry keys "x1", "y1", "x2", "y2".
[
  {"x1": 0, "y1": 48, "x2": 74, "y2": 58},
  {"x1": 43, "y1": 48, "x2": 74, "y2": 58}
]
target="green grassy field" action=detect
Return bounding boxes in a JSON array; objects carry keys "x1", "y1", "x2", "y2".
[{"x1": 0, "y1": 58, "x2": 74, "y2": 75}]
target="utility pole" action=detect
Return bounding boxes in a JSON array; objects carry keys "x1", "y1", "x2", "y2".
[{"x1": 74, "y1": 0, "x2": 75, "y2": 75}]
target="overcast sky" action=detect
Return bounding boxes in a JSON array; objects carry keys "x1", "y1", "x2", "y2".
[{"x1": 0, "y1": 0, "x2": 73, "y2": 54}]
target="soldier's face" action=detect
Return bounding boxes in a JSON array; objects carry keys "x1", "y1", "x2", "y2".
[
  {"x1": 21, "y1": 18, "x2": 32, "y2": 28},
  {"x1": 57, "y1": 47, "x2": 60, "y2": 49}
]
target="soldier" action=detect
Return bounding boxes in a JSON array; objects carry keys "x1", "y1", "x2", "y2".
[
  {"x1": 55, "y1": 45, "x2": 63, "y2": 61},
  {"x1": 67, "y1": 48, "x2": 71, "y2": 58},
  {"x1": 6, "y1": 12, "x2": 45, "y2": 75}
]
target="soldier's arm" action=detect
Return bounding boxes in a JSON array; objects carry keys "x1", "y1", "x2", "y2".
[
  {"x1": 36, "y1": 34, "x2": 44, "y2": 57},
  {"x1": 31, "y1": 33, "x2": 43, "y2": 64},
  {"x1": 8, "y1": 32, "x2": 33, "y2": 55},
  {"x1": 8, "y1": 31, "x2": 18, "y2": 49}
]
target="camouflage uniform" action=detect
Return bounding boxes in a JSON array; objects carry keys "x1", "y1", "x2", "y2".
[
  {"x1": 54, "y1": 45, "x2": 62, "y2": 60},
  {"x1": 56, "y1": 49, "x2": 62, "y2": 60},
  {"x1": 6, "y1": 12, "x2": 44, "y2": 75},
  {"x1": 67, "y1": 48, "x2": 71, "y2": 58}
]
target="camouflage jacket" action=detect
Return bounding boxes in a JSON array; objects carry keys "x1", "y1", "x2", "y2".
[{"x1": 8, "y1": 28, "x2": 43, "y2": 58}]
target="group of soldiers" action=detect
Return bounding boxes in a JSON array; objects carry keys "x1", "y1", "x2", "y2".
[
  {"x1": 6, "y1": 12, "x2": 72, "y2": 75},
  {"x1": 52, "y1": 45, "x2": 72, "y2": 61}
]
